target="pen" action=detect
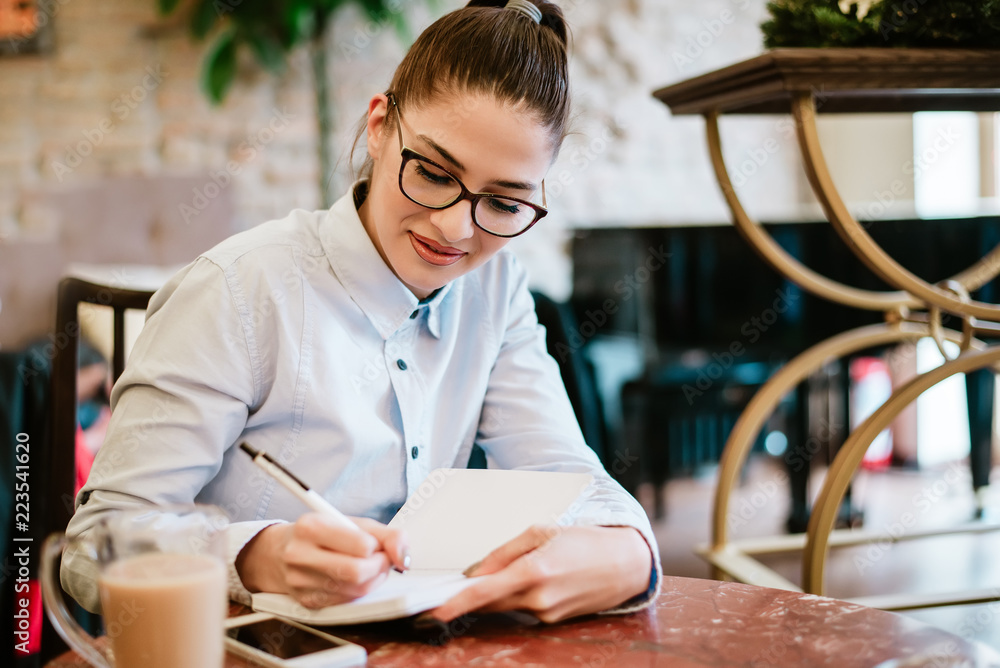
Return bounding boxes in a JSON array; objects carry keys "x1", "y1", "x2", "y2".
[{"x1": 239, "y1": 441, "x2": 362, "y2": 534}]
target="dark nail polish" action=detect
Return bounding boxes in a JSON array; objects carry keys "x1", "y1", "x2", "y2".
[{"x1": 462, "y1": 560, "x2": 482, "y2": 577}]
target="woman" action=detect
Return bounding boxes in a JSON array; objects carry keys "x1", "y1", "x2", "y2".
[{"x1": 63, "y1": 0, "x2": 661, "y2": 625}]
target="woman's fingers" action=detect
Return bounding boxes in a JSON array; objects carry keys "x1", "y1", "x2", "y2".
[
  {"x1": 430, "y1": 545, "x2": 555, "y2": 621},
  {"x1": 353, "y1": 517, "x2": 410, "y2": 572},
  {"x1": 237, "y1": 514, "x2": 405, "y2": 608},
  {"x1": 431, "y1": 526, "x2": 654, "y2": 624},
  {"x1": 429, "y1": 572, "x2": 522, "y2": 621},
  {"x1": 468, "y1": 524, "x2": 560, "y2": 577},
  {"x1": 286, "y1": 548, "x2": 392, "y2": 608},
  {"x1": 276, "y1": 513, "x2": 409, "y2": 607},
  {"x1": 431, "y1": 524, "x2": 562, "y2": 618},
  {"x1": 293, "y1": 513, "x2": 380, "y2": 557}
]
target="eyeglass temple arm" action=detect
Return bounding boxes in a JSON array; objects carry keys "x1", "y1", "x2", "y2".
[
  {"x1": 386, "y1": 92, "x2": 403, "y2": 150},
  {"x1": 388, "y1": 91, "x2": 547, "y2": 215}
]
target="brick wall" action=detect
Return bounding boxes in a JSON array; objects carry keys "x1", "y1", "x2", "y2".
[
  {"x1": 0, "y1": 0, "x2": 320, "y2": 237},
  {"x1": 0, "y1": 0, "x2": 794, "y2": 338}
]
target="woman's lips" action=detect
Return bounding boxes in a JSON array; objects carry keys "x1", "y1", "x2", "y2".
[{"x1": 409, "y1": 232, "x2": 466, "y2": 266}]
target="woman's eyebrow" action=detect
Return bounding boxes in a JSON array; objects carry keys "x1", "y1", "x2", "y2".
[
  {"x1": 418, "y1": 134, "x2": 465, "y2": 171},
  {"x1": 490, "y1": 178, "x2": 537, "y2": 192},
  {"x1": 416, "y1": 134, "x2": 537, "y2": 192}
]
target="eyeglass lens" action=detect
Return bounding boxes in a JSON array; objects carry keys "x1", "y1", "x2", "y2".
[{"x1": 401, "y1": 157, "x2": 537, "y2": 236}]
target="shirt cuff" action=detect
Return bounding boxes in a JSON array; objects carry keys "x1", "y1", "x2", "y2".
[
  {"x1": 225, "y1": 519, "x2": 285, "y2": 606},
  {"x1": 570, "y1": 518, "x2": 662, "y2": 615},
  {"x1": 599, "y1": 525, "x2": 662, "y2": 615}
]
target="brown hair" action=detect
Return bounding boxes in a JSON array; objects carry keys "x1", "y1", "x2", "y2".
[{"x1": 351, "y1": 0, "x2": 571, "y2": 182}]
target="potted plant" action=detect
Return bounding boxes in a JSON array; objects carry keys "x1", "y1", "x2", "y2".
[
  {"x1": 762, "y1": 0, "x2": 1000, "y2": 48},
  {"x1": 157, "y1": 0, "x2": 430, "y2": 207}
]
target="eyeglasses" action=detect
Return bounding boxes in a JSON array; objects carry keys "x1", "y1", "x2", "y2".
[{"x1": 386, "y1": 93, "x2": 547, "y2": 238}]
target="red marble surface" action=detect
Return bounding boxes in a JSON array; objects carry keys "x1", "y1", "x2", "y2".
[{"x1": 47, "y1": 576, "x2": 1000, "y2": 668}]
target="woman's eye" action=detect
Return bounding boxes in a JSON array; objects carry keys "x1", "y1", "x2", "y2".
[
  {"x1": 415, "y1": 162, "x2": 453, "y2": 185},
  {"x1": 487, "y1": 198, "x2": 521, "y2": 215}
]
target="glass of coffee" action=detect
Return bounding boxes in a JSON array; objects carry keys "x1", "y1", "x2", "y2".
[{"x1": 41, "y1": 504, "x2": 229, "y2": 668}]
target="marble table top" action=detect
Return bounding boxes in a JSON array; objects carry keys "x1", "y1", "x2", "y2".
[{"x1": 47, "y1": 576, "x2": 1000, "y2": 667}]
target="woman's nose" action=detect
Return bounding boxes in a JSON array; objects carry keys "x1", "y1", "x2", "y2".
[{"x1": 428, "y1": 199, "x2": 475, "y2": 243}]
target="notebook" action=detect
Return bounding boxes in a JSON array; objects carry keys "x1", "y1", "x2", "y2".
[{"x1": 250, "y1": 468, "x2": 594, "y2": 625}]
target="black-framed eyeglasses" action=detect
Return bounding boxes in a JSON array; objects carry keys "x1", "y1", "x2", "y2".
[{"x1": 386, "y1": 93, "x2": 547, "y2": 238}]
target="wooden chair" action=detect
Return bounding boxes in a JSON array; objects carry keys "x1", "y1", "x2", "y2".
[{"x1": 39, "y1": 277, "x2": 154, "y2": 663}]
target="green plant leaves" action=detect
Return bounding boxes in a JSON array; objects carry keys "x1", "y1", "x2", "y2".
[
  {"x1": 247, "y1": 31, "x2": 286, "y2": 72},
  {"x1": 202, "y1": 29, "x2": 237, "y2": 104},
  {"x1": 286, "y1": 0, "x2": 320, "y2": 46},
  {"x1": 191, "y1": 0, "x2": 222, "y2": 40},
  {"x1": 169, "y1": 0, "x2": 421, "y2": 103},
  {"x1": 762, "y1": 0, "x2": 1000, "y2": 48},
  {"x1": 157, "y1": 0, "x2": 182, "y2": 15}
]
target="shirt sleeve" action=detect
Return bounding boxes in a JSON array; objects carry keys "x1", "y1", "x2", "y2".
[
  {"x1": 473, "y1": 260, "x2": 662, "y2": 612},
  {"x1": 59, "y1": 257, "x2": 272, "y2": 612}
]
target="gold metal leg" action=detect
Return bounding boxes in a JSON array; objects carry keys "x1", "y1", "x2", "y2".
[
  {"x1": 705, "y1": 111, "x2": 917, "y2": 312},
  {"x1": 701, "y1": 101, "x2": 1000, "y2": 609},
  {"x1": 710, "y1": 322, "x2": 981, "y2": 550},
  {"x1": 792, "y1": 93, "x2": 1000, "y2": 319},
  {"x1": 803, "y1": 345, "x2": 1000, "y2": 595}
]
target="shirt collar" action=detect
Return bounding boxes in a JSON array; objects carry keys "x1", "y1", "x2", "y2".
[{"x1": 321, "y1": 182, "x2": 451, "y2": 340}]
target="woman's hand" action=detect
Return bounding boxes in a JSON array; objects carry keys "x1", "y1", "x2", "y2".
[
  {"x1": 430, "y1": 525, "x2": 653, "y2": 624},
  {"x1": 236, "y1": 514, "x2": 409, "y2": 609}
]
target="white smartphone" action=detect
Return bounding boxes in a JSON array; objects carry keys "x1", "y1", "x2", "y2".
[{"x1": 225, "y1": 612, "x2": 367, "y2": 667}]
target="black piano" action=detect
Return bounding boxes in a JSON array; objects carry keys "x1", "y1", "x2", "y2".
[{"x1": 568, "y1": 214, "x2": 1000, "y2": 527}]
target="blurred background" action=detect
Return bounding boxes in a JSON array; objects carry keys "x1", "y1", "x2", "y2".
[{"x1": 2, "y1": 0, "x2": 999, "y2": 654}]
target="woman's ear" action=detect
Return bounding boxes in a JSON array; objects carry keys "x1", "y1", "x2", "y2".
[{"x1": 366, "y1": 94, "x2": 391, "y2": 161}]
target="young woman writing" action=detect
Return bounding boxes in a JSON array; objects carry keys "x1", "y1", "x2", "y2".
[{"x1": 63, "y1": 0, "x2": 661, "y2": 625}]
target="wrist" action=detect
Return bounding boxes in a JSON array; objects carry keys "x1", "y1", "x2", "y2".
[
  {"x1": 235, "y1": 523, "x2": 286, "y2": 593},
  {"x1": 608, "y1": 526, "x2": 654, "y2": 599}
]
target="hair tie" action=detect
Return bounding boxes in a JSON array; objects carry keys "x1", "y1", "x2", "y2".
[{"x1": 505, "y1": 0, "x2": 542, "y2": 24}]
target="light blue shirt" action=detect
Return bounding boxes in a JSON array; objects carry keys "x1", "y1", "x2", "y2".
[{"x1": 62, "y1": 185, "x2": 661, "y2": 612}]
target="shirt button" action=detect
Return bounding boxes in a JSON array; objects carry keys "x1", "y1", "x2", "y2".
[
  {"x1": 411, "y1": 446, "x2": 419, "y2": 459},
  {"x1": 410, "y1": 310, "x2": 419, "y2": 319},
  {"x1": 397, "y1": 359, "x2": 407, "y2": 370}
]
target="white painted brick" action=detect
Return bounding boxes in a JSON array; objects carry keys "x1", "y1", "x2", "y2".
[{"x1": 5, "y1": 0, "x2": 802, "y2": 294}]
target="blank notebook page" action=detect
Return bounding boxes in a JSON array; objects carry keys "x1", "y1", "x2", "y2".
[{"x1": 387, "y1": 468, "x2": 594, "y2": 572}]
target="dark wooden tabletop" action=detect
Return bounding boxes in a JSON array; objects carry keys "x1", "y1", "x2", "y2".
[
  {"x1": 653, "y1": 48, "x2": 1000, "y2": 115},
  {"x1": 46, "y1": 575, "x2": 1000, "y2": 667}
]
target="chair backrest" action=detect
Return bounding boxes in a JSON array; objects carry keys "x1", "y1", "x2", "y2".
[
  {"x1": 531, "y1": 291, "x2": 608, "y2": 465},
  {"x1": 47, "y1": 278, "x2": 155, "y2": 537},
  {"x1": 38, "y1": 277, "x2": 154, "y2": 663}
]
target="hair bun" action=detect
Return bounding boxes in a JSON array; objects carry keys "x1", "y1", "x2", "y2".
[{"x1": 465, "y1": 0, "x2": 569, "y2": 47}]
